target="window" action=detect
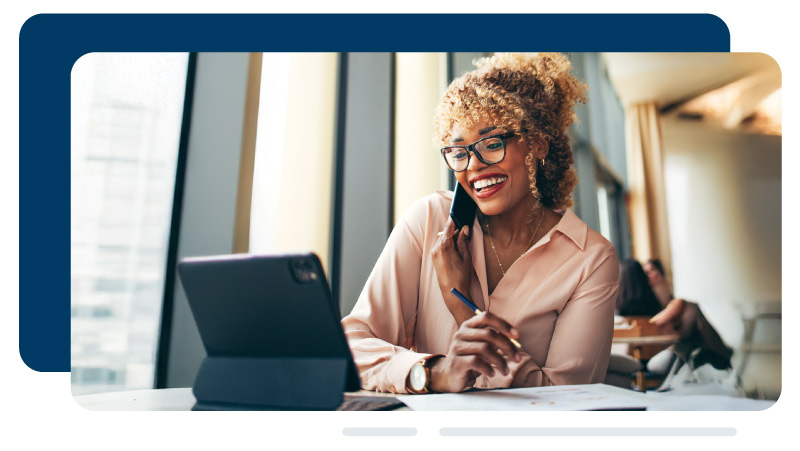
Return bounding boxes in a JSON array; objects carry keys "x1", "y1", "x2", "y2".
[
  {"x1": 594, "y1": 164, "x2": 628, "y2": 254},
  {"x1": 71, "y1": 53, "x2": 189, "y2": 394}
]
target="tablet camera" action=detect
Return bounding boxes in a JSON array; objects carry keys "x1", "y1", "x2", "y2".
[{"x1": 290, "y1": 258, "x2": 319, "y2": 284}]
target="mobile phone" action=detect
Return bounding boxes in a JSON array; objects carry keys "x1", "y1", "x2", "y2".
[{"x1": 450, "y1": 181, "x2": 478, "y2": 238}]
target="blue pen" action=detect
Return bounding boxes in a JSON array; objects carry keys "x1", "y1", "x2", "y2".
[{"x1": 450, "y1": 288, "x2": 521, "y2": 348}]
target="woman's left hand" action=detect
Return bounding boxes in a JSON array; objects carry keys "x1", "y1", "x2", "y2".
[{"x1": 431, "y1": 218, "x2": 475, "y2": 326}]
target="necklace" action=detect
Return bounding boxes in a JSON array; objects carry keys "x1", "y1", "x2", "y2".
[{"x1": 484, "y1": 207, "x2": 545, "y2": 276}]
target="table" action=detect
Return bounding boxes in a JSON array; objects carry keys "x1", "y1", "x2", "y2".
[
  {"x1": 612, "y1": 334, "x2": 680, "y2": 390},
  {"x1": 73, "y1": 386, "x2": 774, "y2": 411},
  {"x1": 74, "y1": 388, "x2": 403, "y2": 411}
]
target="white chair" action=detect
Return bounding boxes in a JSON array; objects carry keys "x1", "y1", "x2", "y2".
[{"x1": 735, "y1": 301, "x2": 781, "y2": 380}]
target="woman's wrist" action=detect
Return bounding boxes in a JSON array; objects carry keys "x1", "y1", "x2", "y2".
[
  {"x1": 440, "y1": 283, "x2": 474, "y2": 326},
  {"x1": 428, "y1": 355, "x2": 451, "y2": 393}
]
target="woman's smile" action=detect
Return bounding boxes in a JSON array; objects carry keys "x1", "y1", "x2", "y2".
[{"x1": 469, "y1": 173, "x2": 508, "y2": 199}]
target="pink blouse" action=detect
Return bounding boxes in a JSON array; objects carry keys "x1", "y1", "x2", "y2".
[{"x1": 341, "y1": 191, "x2": 619, "y2": 393}]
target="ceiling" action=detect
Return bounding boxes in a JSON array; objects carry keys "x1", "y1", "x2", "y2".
[
  {"x1": 601, "y1": 52, "x2": 781, "y2": 135},
  {"x1": 602, "y1": 52, "x2": 779, "y2": 107}
]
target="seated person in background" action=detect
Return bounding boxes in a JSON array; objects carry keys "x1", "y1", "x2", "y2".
[
  {"x1": 342, "y1": 53, "x2": 619, "y2": 394},
  {"x1": 643, "y1": 258, "x2": 673, "y2": 307},
  {"x1": 617, "y1": 259, "x2": 733, "y2": 372},
  {"x1": 616, "y1": 259, "x2": 663, "y2": 317}
]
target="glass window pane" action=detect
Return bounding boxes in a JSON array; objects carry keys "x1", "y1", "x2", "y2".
[
  {"x1": 596, "y1": 184, "x2": 612, "y2": 242},
  {"x1": 71, "y1": 53, "x2": 189, "y2": 395}
]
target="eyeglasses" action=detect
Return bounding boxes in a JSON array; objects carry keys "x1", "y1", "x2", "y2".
[{"x1": 440, "y1": 132, "x2": 516, "y2": 172}]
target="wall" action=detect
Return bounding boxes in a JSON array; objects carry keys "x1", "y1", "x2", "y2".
[
  {"x1": 662, "y1": 116, "x2": 781, "y2": 396},
  {"x1": 337, "y1": 53, "x2": 395, "y2": 318}
]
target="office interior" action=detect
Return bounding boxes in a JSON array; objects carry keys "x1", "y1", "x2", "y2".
[{"x1": 70, "y1": 52, "x2": 781, "y2": 401}]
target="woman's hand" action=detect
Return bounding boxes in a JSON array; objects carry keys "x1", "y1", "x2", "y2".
[
  {"x1": 428, "y1": 311, "x2": 522, "y2": 393},
  {"x1": 650, "y1": 298, "x2": 684, "y2": 328},
  {"x1": 650, "y1": 298, "x2": 698, "y2": 338},
  {"x1": 431, "y1": 218, "x2": 475, "y2": 325}
]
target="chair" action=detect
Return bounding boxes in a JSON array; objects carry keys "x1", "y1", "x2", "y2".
[
  {"x1": 604, "y1": 353, "x2": 643, "y2": 390},
  {"x1": 736, "y1": 301, "x2": 781, "y2": 380}
]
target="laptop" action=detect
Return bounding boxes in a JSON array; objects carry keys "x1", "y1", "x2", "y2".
[{"x1": 177, "y1": 252, "x2": 403, "y2": 411}]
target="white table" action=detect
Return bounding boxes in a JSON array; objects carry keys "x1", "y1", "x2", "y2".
[
  {"x1": 75, "y1": 387, "x2": 197, "y2": 411},
  {"x1": 74, "y1": 388, "x2": 402, "y2": 411},
  {"x1": 74, "y1": 386, "x2": 774, "y2": 411}
]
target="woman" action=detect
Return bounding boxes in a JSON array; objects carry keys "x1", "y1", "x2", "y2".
[
  {"x1": 616, "y1": 259, "x2": 733, "y2": 371},
  {"x1": 642, "y1": 258, "x2": 673, "y2": 307},
  {"x1": 616, "y1": 259, "x2": 663, "y2": 317},
  {"x1": 341, "y1": 53, "x2": 619, "y2": 394}
]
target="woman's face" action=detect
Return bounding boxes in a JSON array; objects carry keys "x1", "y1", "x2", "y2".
[
  {"x1": 642, "y1": 262, "x2": 664, "y2": 286},
  {"x1": 450, "y1": 119, "x2": 541, "y2": 217}
]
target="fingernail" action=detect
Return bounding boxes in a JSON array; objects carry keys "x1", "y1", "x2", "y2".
[{"x1": 511, "y1": 327, "x2": 520, "y2": 337}]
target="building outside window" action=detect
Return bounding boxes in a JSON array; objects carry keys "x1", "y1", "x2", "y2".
[{"x1": 70, "y1": 53, "x2": 189, "y2": 395}]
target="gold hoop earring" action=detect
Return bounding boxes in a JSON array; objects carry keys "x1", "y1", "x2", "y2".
[{"x1": 541, "y1": 159, "x2": 546, "y2": 167}]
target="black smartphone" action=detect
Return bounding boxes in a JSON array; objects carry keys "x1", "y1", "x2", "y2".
[{"x1": 450, "y1": 181, "x2": 478, "y2": 238}]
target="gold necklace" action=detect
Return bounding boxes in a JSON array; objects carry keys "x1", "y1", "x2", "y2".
[{"x1": 484, "y1": 207, "x2": 544, "y2": 276}]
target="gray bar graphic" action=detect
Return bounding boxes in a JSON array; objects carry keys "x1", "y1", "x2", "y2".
[
  {"x1": 343, "y1": 427, "x2": 417, "y2": 437},
  {"x1": 440, "y1": 427, "x2": 736, "y2": 436}
]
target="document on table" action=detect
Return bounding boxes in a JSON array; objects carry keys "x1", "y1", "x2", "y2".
[{"x1": 397, "y1": 384, "x2": 650, "y2": 411}]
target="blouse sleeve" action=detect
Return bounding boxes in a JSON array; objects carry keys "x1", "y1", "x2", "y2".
[
  {"x1": 504, "y1": 250, "x2": 619, "y2": 387},
  {"x1": 340, "y1": 198, "x2": 435, "y2": 393}
]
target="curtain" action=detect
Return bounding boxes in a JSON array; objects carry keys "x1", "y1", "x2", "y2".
[
  {"x1": 625, "y1": 102, "x2": 673, "y2": 281},
  {"x1": 394, "y1": 53, "x2": 451, "y2": 224},
  {"x1": 249, "y1": 53, "x2": 339, "y2": 274},
  {"x1": 233, "y1": 53, "x2": 263, "y2": 254}
]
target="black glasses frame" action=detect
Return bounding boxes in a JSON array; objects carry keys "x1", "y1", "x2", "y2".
[{"x1": 440, "y1": 132, "x2": 517, "y2": 172}]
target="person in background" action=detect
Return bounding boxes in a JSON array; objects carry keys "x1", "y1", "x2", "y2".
[
  {"x1": 617, "y1": 258, "x2": 733, "y2": 371},
  {"x1": 642, "y1": 258, "x2": 673, "y2": 307},
  {"x1": 342, "y1": 53, "x2": 619, "y2": 394},
  {"x1": 616, "y1": 259, "x2": 663, "y2": 317}
]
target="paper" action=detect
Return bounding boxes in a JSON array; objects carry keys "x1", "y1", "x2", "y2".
[
  {"x1": 397, "y1": 384, "x2": 649, "y2": 411},
  {"x1": 396, "y1": 383, "x2": 777, "y2": 411}
]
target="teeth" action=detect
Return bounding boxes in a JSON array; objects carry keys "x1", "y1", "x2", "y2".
[{"x1": 473, "y1": 176, "x2": 507, "y2": 191}]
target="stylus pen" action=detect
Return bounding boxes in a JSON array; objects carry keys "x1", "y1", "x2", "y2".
[{"x1": 450, "y1": 288, "x2": 522, "y2": 349}]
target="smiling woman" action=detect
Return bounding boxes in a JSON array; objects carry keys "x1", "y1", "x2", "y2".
[{"x1": 342, "y1": 53, "x2": 620, "y2": 394}]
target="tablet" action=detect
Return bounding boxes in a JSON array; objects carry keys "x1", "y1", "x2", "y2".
[{"x1": 177, "y1": 253, "x2": 361, "y2": 409}]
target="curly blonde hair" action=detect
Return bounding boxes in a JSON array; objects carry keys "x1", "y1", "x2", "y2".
[{"x1": 434, "y1": 52, "x2": 587, "y2": 209}]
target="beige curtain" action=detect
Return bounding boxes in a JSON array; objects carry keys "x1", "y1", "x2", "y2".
[
  {"x1": 625, "y1": 102, "x2": 672, "y2": 280},
  {"x1": 233, "y1": 53, "x2": 263, "y2": 254},
  {"x1": 249, "y1": 53, "x2": 339, "y2": 274},
  {"x1": 394, "y1": 53, "x2": 451, "y2": 224}
]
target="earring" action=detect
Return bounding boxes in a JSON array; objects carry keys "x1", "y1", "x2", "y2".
[{"x1": 541, "y1": 158, "x2": 546, "y2": 167}]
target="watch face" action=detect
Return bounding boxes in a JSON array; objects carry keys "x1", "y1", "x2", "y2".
[{"x1": 410, "y1": 362, "x2": 426, "y2": 391}]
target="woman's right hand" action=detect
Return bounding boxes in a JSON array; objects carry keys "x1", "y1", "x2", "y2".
[
  {"x1": 428, "y1": 311, "x2": 522, "y2": 393},
  {"x1": 431, "y1": 217, "x2": 475, "y2": 326}
]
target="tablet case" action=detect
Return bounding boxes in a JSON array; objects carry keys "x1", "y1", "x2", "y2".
[{"x1": 177, "y1": 253, "x2": 360, "y2": 410}]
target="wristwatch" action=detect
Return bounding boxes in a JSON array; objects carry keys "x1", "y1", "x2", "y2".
[{"x1": 407, "y1": 355, "x2": 443, "y2": 394}]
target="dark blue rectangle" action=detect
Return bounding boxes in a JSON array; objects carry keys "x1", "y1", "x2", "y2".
[{"x1": 19, "y1": 13, "x2": 729, "y2": 372}]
